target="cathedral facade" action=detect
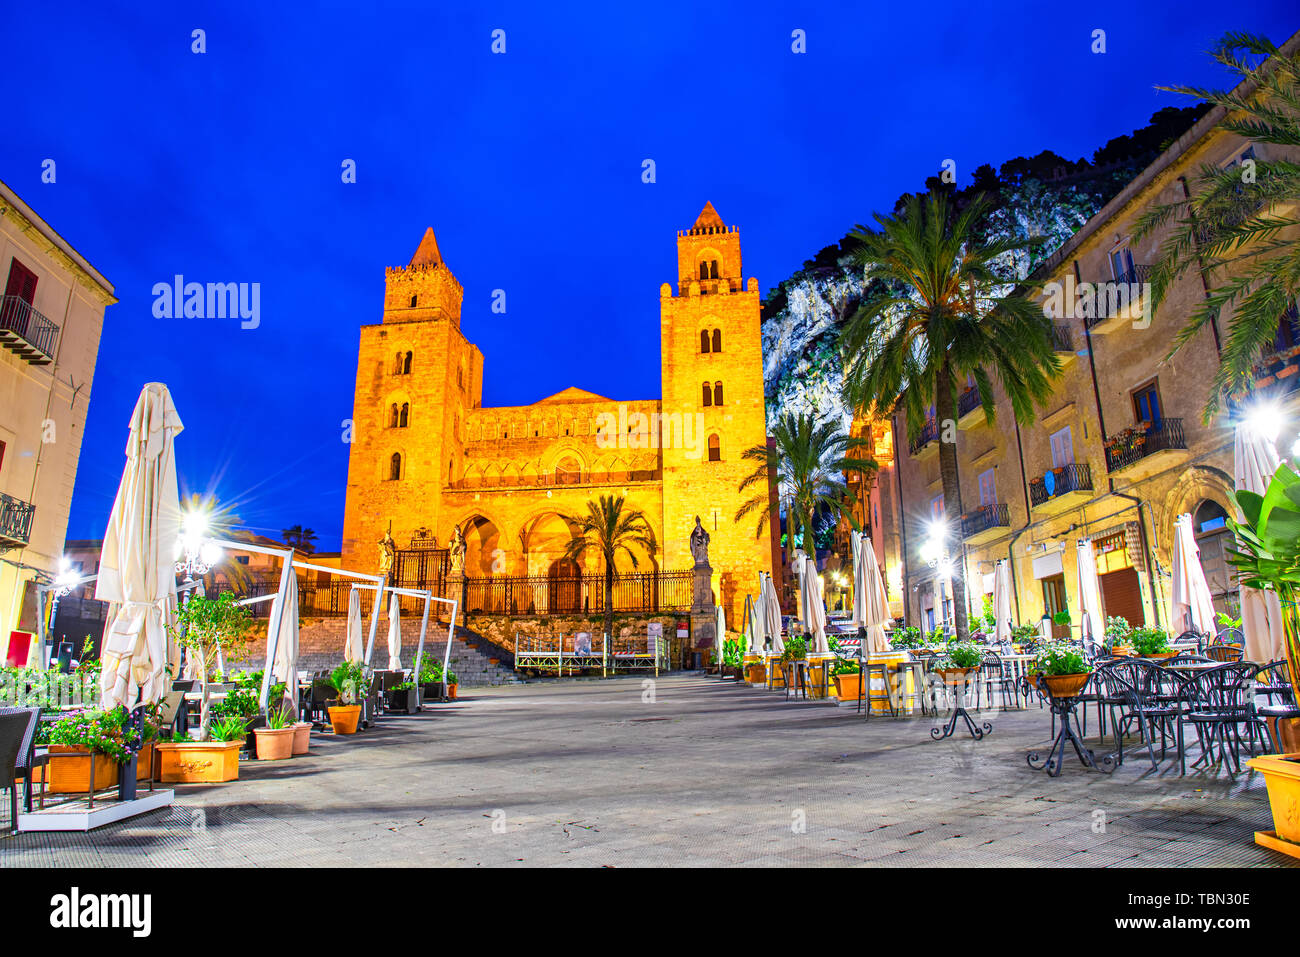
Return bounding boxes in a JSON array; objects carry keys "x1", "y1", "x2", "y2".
[{"x1": 339, "y1": 202, "x2": 774, "y2": 620}]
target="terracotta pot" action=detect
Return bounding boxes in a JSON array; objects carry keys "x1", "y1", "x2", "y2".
[
  {"x1": 46, "y1": 746, "x2": 120, "y2": 794},
  {"x1": 155, "y1": 740, "x2": 242, "y2": 783},
  {"x1": 1247, "y1": 753, "x2": 1300, "y2": 857},
  {"x1": 254, "y1": 726, "x2": 295, "y2": 760},
  {"x1": 1042, "y1": 672, "x2": 1092, "y2": 698},
  {"x1": 328, "y1": 705, "x2": 362, "y2": 734},
  {"x1": 291, "y1": 722, "x2": 311, "y2": 755},
  {"x1": 1142, "y1": 651, "x2": 1177, "y2": 660},
  {"x1": 745, "y1": 664, "x2": 767, "y2": 684},
  {"x1": 448, "y1": 683, "x2": 458, "y2": 700},
  {"x1": 935, "y1": 667, "x2": 976, "y2": 683},
  {"x1": 833, "y1": 672, "x2": 862, "y2": 701}
]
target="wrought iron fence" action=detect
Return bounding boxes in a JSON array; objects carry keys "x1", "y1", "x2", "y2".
[
  {"x1": 908, "y1": 419, "x2": 939, "y2": 456},
  {"x1": 1030, "y1": 462, "x2": 1094, "y2": 506},
  {"x1": 960, "y1": 503, "x2": 1009, "y2": 539},
  {"x1": 0, "y1": 295, "x2": 59, "y2": 361},
  {"x1": 0, "y1": 493, "x2": 35, "y2": 546},
  {"x1": 463, "y1": 570, "x2": 693, "y2": 617},
  {"x1": 1104, "y1": 418, "x2": 1187, "y2": 473}
]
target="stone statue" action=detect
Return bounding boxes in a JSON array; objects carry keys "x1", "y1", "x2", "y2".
[
  {"x1": 377, "y1": 530, "x2": 396, "y2": 577},
  {"x1": 689, "y1": 515, "x2": 710, "y2": 566},
  {"x1": 449, "y1": 524, "x2": 466, "y2": 574}
]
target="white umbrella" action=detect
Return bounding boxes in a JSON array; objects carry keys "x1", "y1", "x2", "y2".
[
  {"x1": 762, "y1": 572, "x2": 784, "y2": 656},
  {"x1": 344, "y1": 587, "x2": 364, "y2": 663},
  {"x1": 387, "y1": 591, "x2": 402, "y2": 671},
  {"x1": 852, "y1": 531, "x2": 891, "y2": 656},
  {"x1": 993, "y1": 560, "x2": 1012, "y2": 646},
  {"x1": 746, "y1": 591, "x2": 767, "y2": 656},
  {"x1": 1076, "y1": 539, "x2": 1104, "y2": 653},
  {"x1": 269, "y1": 571, "x2": 299, "y2": 715},
  {"x1": 95, "y1": 383, "x2": 184, "y2": 709},
  {"x1": 1235, "y1": 421, "x2": 1285, "y2": 663},
  {"x1": 1169, "y1": 513, "x2": 1217, "y2": 636},
  {"x1": 800, "y1": 556, "x2": 828, "y2": 655},
  {"x1": 715, "y1": 603, "x2": 727, "y2": 661}
]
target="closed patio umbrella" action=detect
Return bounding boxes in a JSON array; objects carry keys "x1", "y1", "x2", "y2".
[
  {"x1": 1076, "y1": 539, "x2": 1104, "y2": 654},
  {"x1": 715, "y1": 603, "x2": 727, "y2": 662},
  {"x1": 801, "y1": 556, "x2": 828, "y2": 655},
  {"x1": 763, "y1": 573, "x2": 784, "y2": 656},
  {"x1": 344, "y1": 587, "x2": 364, "y2": 663},
  {"x1": 746, "y1": 592, "x2": 767, "y2": 656},
  {"x1": 1169, "y1": 513, "x2": 1217, "y2": 637},
  {"x1": 1235, "y1": 420, "x2": 1285, "y2": 663},
  {"x1": 268, "y1": 571, "x2": 299, "y2": 715},
  {"x1": 852, "y1": 531, "x2": 891, "y2": 656},
  {"x1": 387, "y1": 591, "x2": 402, "y2": 671},
  {"x1": 993, "y1": 560, "x2": 1012, "y2": 646},
  {"x1": 96, "y1": 383, "x2": 184, "y2": 710}
]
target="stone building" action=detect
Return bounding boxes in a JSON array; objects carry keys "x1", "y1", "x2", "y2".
[
  {"x1": 885, "y1": 62, "x2": 1300, "y2": 637},
  {"x1": 340, "y1": 203, "x2": 774, "y2": 622},
  {"x1": 0, "y1": 180, "x2": 115, "y2": 666}
]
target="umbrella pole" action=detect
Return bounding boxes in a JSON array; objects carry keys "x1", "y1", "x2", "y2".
[
  {"x1": 414, "y1": 592, "x2": 431, "y2": 708},
  {"x1": 259, "y1": 551, "x2": 296, "y2": 715}
]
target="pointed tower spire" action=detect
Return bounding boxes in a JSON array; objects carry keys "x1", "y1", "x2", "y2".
[
  {"x1": 410, "y1": 227, "x2": 443, "y2": 267},
  {"x1": 692, "y1": 202, "x2": 725, "y2": 232}
]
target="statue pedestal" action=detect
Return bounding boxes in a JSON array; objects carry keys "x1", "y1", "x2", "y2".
[
  {"x1": 445, "y1": 570, "x2": 466, "y2": 615},
  {"x1": 690, "y1": 560, "x2": 715, "y2": 662}
]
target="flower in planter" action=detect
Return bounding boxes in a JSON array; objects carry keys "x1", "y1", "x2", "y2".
[
  {"x1": 47, "y1": 706, "x2": 144, "y2": 764},
  {"x1": 1033, "y1": 642, "x2": 1088, "y2": 677}
]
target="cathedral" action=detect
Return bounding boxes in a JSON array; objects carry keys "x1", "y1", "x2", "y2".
[{"x1": 339, "y1": 202, "x2": 775, "y2": 621}]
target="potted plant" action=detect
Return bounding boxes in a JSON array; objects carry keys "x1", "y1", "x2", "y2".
[
  {"x1": 1229, "y1": 462, "x2": 1300, "y2": 857},
  {"x1": 326, "y1": 661, "x2": 368, "y2": 734},
  {"x1": 386, "y1": 680, "x2": 419, "y2": 714},
  {"x1": 781, "y1": 635, "x2": 808, "y2": 663},
  {"x1": 890, "y1": 626, "x2": 922, "y2": 652},
  {"x1": 1034, "y1": 643, "x2": 1091, "y2": 698},
  {"x1": 1103, "y1": 616, "x2": 1133, "y2": 656},
  {"x1": 45, "y1": 707, "x2": 138, "y2": 794},
  {"x1": 721, "y1": 638, "x2": 745, "y2": 679},
  {"x1": 1130, "y1": 626, "x2": 1173, "y2": 659},
  {"x1": 933, "y1": 642, "x2": 982, "y2": 682},
  {"x1": 446, "y1": 671, "x2": 459, "y2": 699},
  {"x1": 744, "y1": 658, "x2": 767, "y2": 684},
  {"x1": 155, "y1": 715, "x2": 245, "y2": 783},
  {"x1": 253, "y1": 706, "x2": 296, "y2": 760},
  {"x1": 417, "y1": 656, "x2": 446, "y2": 699},
  {"x1": 168, "y1": 592, "x2": 253, "y2": 742},
  {"x1": 831, "y1": 657, "x2": 861, "y2": 701}
]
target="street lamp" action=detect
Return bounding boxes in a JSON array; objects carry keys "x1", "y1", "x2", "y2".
[
  {"x1": 175, "y1": 508, "x2": 222, "y2": 580},
  {"x1": 921, "y1": 519, "x2": 956, "y2": 635}
]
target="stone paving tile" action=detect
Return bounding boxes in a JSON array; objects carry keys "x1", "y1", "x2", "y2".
[{"x1": 2, "y1": 675, "x2": 1296, "y2": 867}]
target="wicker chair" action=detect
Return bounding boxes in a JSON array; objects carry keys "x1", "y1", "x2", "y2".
[
  {"x1": 0, "y1": 708, "x2": 33, "y2": 832},
  {"x1": 11, "y1": 707, "x2": 46, "y2": 812}
]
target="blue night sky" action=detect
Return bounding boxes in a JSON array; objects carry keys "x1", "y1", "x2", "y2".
[{"x1": 4, "y1": 2, "x2": 1295, "y2": 551}]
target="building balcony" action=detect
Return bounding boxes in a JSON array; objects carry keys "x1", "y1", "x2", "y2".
[
  {"x1": 1053, "y1": 321, "x2": 1077, "y2": 367},
  {"x1": 1029, "y1": 462, "x2": 1094, "y2": 514},
  {"x1": 1104, "y1": 418, "x2": 1188, "y2": 478},
  {"x1": 1084, "y1": 265, "x2": 1151, "y2": 335},
  {"x1": 907, "y1": 419, "x2": 939, "y2": 459},
  {"x1": 0, "y1": 296, "x2": 59, "y2": 365},
  {"x1": 961, "y1": 503, "x2": 1010, "y2": 545},
  {"x1": 0, "y1": 493, "x2": 36, "y2": 549},
  {"x1": 956, "y1": 387, "x2": 984, "y2": 430}
]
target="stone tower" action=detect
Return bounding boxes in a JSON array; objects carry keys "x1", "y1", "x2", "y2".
[
  {"x1": 659, "y1": 202, "x2": 772, "y2": 609},
  {"x1": 340, "y1": 228, "x2": 484, "y2": 569}
]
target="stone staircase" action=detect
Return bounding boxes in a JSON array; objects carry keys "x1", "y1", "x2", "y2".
[{"x1": 253, "y1": 618, "x2": 522, "y2": 687}]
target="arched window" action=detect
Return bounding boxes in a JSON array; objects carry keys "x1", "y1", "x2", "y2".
[
  {"x1": 389, "y1": 453, "x2": 402, "y2": 481},
  {"x1": 700, "y1": 330, "x2": 711, "y2": 353},
  {"x1": 707, "y1": 434, "x2": 721, "y2": 462},
  {"x1": 702, "y1": 382, "x2": 713, "y2": 407},
  {"x1": 699, "y1": 261, "x2": 709, "y2": 280},
  {"x1": 709, "y1": 260, "x2": 719, "y2": 279},
  {"x1": 1194, "y1": 500, "x2": 1235, "y2": 616},
  {"x1": 389, "y1": 403, "x2": 400, "y2": 428},
  {"x1": 711, "y1": 328, "x2": 722, "y2": 352},
  {"x1": 402, "y1": 351, "x2": 413, "y2": 374},
  {"x1": 410, "y1": 295, "x2": 418, "y2": 308},
  {"x1": 399, "y1": 403, "x2": 409, "y2": 428},
  {"x1": 713, "y1": 381, "x2": 724, "y2": 405}
]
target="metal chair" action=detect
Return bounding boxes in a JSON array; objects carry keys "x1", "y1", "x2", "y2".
[
  {"x1": 1253, "y1": 659, "x2": 1297, "y2": 753},
  {"x1": 1182, "y1": 662, "x2": 1264, "y2": 774},
  {"x1": 975, "y1": 651, "x2": 1018, "y2": 711},
  {"x1": 12, "y1": 707, "x2": 46, "y2": 812},
  {"x1": 1206, "y1": 645, "x2": 1244, "y2": 663},
  {"x1": 0, "y1": 708, "x2": 33, "y2": 832}
]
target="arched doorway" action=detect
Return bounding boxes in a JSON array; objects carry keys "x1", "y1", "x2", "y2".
[
  {"x1": 1193, "y1": 499, "x2": 1238, "y2": 619},
  {"x1": 548, "y1": 557, "x2": 581, "y2": 614},
  {"x1": 461, "y1": 515, "x2": 503, "y2": 576}
]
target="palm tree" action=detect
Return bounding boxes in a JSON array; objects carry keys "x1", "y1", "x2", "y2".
[
  {"x1": 839, "y1": 191, "x2": 1060, "y2": 641},
  {"x1": 282, "y1": 525, "x2": 318, "y2": 554},
  {"x1": 1133, "y1": 32, "x2": 1300, "y2": 419},
  {"x1": 560, "y1": 494, "x2": 658, "y2": 648},
  {"x1": 734, "y1": 411, "x2": 876, "y2": 556}
]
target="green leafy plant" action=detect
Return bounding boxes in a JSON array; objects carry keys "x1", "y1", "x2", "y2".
[
  {"x1": 264, "y1": 706, "x2": 293, "y2": 730},
  {"x1": 1130, "y1": 627, "x2": 1170, "y2": 657},
  {"x1": 1216, "y1": 610, "x2": 1243, "y2": 631},
  {"x1": 831, "y1": 657, "x2": 859, "y2": 676},
  {"x1": 417, "y1": 657, "x2": 444, "y2": 684},
  {"x1": 936, "y1": 642, "x2": 982, "y2": 670},
  {"x1": 722, "y1": 638, "x2": 745, "y2": 668},
  {"x1": 926, "y1": 626, "x2": 946, "y2": 646},
  {"x1": 1034, "y1": 643, "x2": 1087, "y2": 676},
  {"x1": 1051, "y1": 610, "x2": 1071, "y2": 627},
  {"x1": 445, "y1": 671, "x2": 458, "y2": 686},
  {"x1": 1103, "y1": 616, "x2": 1132, "y2": 648},
  {"x1": 329, "y1": 661, "x2": 370, "y2": 705},
  {"x1": 1010, "y1": 624, "x2": 1040, "y2": 643},
  {"x1": 980, "y1": 594, "x2": 997, "y2": 633},
  {"x1": 169, "y1": 592, "x2": 254, "y2": 741},
  {"x1": 781, "y1": 635, "x2": 808, "y2": 662},
  {"x1": 391, "y1": 681, "x2": 415, "y2": 692},
  {"x1": 47, "y1": 707, "x2": 142, "y2": 764},
  {"x1": 208, "y1": 715, "x2": 248, "y2": 742},
  {"x1": 890, "y1": 626, "x2": 922, "y2": 651}
]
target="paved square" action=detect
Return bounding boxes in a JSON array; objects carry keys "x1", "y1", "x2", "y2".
[{"x1": 2, "y1": 675, "x2": 1292, "y2": 867}]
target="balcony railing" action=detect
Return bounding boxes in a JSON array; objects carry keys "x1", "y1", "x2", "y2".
[
  {"x1": 1085, "y1": 265, "x2": 1152, "y2": 329},
  {"x1": 957, "y1": 387, "x2": 981, "y2": 418},
  {"x1": 1104, "y1": 418, "x2": 1188, "y2": 473},
  {"x1": 0, "y1": 493, "x2": 36, "y2": 547},
  {"x1": 961, "y1": 503, "x2": 1009, "y2": 539},
  {"x1": 1030, "y1": 462, "x2": 1094, "y2": 507},
  {"x1": 1053, "y1": 321, "x2": 1074, "y2": 352},
  {"x1": 908, "y1": 419, "x2": 939, "y2": 456},
  {"x1": 0, "y1": 296, "x2": 59, "y2": 365}
]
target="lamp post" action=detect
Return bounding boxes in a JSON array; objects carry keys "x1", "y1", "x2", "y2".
[{"x1": 174, "y1": 509, "x2": 223, "y2": 582}]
